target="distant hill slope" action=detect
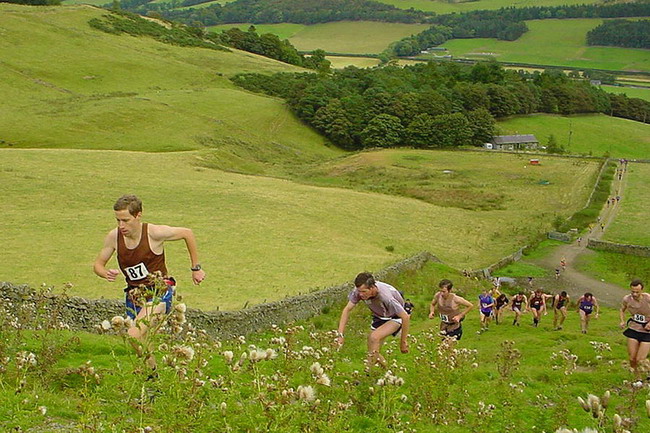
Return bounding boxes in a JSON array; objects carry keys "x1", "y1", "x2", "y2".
[{"x1": 0, "y1": 4, "x2": 341, "y2": 172}]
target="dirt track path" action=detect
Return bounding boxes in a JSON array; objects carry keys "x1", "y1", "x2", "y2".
[{"x1": 527, "y1": 160, "x2": 630, "y2": 307}]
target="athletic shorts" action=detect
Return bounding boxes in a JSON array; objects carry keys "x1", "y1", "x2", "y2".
[
  {"x1": 623, "y1": 328, "x2": 650, "y2": 343},
  {"x1": 531, "y1": 305, "x2": 542, "y2": 311},
  {"x1": 371, "y1": 316, "x2": 402, "y2": 337},
  {"x1": 124, "y1": 281, "x2": 175, "y2": 319},
  {"x1": 480, "y1": 309, "x2": 493, "y2": 317},
  {"x1": 441, "y1": 325, "x2": 463, "y2": 341},
  {"x1": 580, "y1": 308, "x2": 593, "y2": 315}
]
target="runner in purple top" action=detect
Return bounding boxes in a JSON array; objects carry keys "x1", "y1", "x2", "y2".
[
  {"x1": 336, "y1": 272, "x2": 409, "y2": 368},
  {"x1": 577, "y1": 292, "x2": 600, "y2": 334},
  {"x1": 478, "y1": 288, "x2": 495, "y2": 333}
]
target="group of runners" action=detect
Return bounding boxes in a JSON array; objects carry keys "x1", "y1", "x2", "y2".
[{"x1": 93, "y1": 195, "x2": 649, "y2": 376}]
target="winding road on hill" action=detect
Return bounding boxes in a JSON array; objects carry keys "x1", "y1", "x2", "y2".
[{"x1": 527, "y1": 160, "x2": 631, "y2": 307}]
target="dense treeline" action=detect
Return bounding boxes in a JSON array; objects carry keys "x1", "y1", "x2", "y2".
[
  {"x1": 88, "y1": 11, "x2": 330, "y2": 70},
  {"x1": 231, "y1": 61, "x2": 650, "y2": 150},
  {"x1": 221, "y1": 26, "x2": 331, "y2": 71},
  {"x1": 586, "y1": 19, "x2": 650, "y2": 49},
  {"x1": 120, "y1": 0, "x2": 427, "y2": 26},
  {"x1": 0, "y1": 0, "x2": 61, "y2": 4},
  {"x1": 387, "y1": 1, "x2": 650, "y2": 57}
]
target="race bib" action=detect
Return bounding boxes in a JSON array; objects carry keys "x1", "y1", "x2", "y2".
[
  {"x1": 633, "y1": 314, "x2": 647, "y2": 323},
  {"x1": 440, "y1": 314, "x2": 449, "y2": 322},
  {"x1": 125, "y1": 262, "x2": 149, "y2": 281}
]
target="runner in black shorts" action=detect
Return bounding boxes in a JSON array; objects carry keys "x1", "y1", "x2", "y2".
[
  {"x1": 528, "y1": 289, "x2": 545, "y2": 327},
  {"x1": 511, "y1": 292, "x2": 527, "y2": 326},
  {"x1": 620, "y1": 280, "x2": 650, "y2": 375},
  {"x1": 493, "y1": 290, "x2": 509, "y2": 325},
  {"x1": 553, "y1": 291, "x2": 570, "y2": 330}
]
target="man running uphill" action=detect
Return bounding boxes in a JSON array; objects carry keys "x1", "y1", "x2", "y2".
[
  {"x1": 93, "y1": 195, "x2": 206, "y2": 365},
  {"x1": 336, "y1": 273, "x2": 409, "y2": 368}
]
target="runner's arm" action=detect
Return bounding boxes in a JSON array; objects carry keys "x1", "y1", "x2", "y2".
[
  {"x1": 150, "y1": 224, "x2": 205, "y2": 284},
  {"x1": 619, "y1": 301, "x2": 628, "y2": 329},
  {"x1": 594, "y1": 297, "x2": 600, "y2": 316},
  {"x1": 93, "y1": 230, "x2": 120, "y2": 282},
  {"x1": 336, "y1": 301, "x2": 356, "y2": 345},
  {"x1": 453, "y1": 296, "x2": 474, "y2": 322},
  {"x1": 429, "y1": 294, "x2": 438, "y2": 319}
]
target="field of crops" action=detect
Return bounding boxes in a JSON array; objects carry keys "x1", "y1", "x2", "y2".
[
  {"x1": 438, "y1": 19, "x2": 650, "y2": 72},
  {"x1": 497, "y1": 113, "x2": 650, "y2": 159}
]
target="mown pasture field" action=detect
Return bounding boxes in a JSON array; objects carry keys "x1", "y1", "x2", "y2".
[
  {"x1": 438, "y1": 19, "x2": 650, "y2": 72},
  {"x1": 376, "y1": 0, "x2": 602, "y2": 14},
  {"x1": 603, "y1": 163, "x2": 650, "y2": 246},
  {"x1": 0, "y1": 149, "x2": 597, "y2": 310},
  {"x1": 576, "y1": 249, "x2": 650, "y2": 289},
  {"x1": 497, "y1": 114, "x2": 650, "y2": 159},
  {"x1": 326, "y1": 55, "x2": 381, "y2": 68},
  {"x1": 2, "y1": 262, "x2": 648, "y2": 432},
  {"x1": 207, "y1": 22, "x2": 307, "y2": 40},
  {"x1": 287, "y1": 21, "x2": 430, "y2": 54},
  {"x1": 602, "y1": 85, "x2": 650, "y2": 102},
  {"x1": 209, "y1": 21, "x2": 429, "y2": 54}
]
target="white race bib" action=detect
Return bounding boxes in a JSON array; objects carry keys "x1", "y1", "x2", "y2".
[
  {"x1": 633, "y1": 314, "x2": 647, "y2": 323},
  {"x1": 125, "y1": 262, "x2": 149, "y2": 281},
  {"x1": 440, "y1": 314, "x2": 449, "y2": 322}
]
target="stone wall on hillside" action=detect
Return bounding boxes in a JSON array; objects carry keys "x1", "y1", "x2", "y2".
[
  {"x1": 465, "y1": 246, "x2": 527, "y2": 279},
  {"x1": 587, "y1": 239, "x2": 650, "y2": 257},
  {"x1": 1, "y1": 251, "x2": 440, "y2": 339}
]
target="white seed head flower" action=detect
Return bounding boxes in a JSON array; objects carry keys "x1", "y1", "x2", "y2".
[
  {"x1": 223, "y1": 351, "x2": 234, "y2": 364},
  {"x1": 613, "y1": 413, "x2": 622, "y2": 427},
  {"x1": 297, "y1": 385, "x2": 316, "y2": 402},
  {"x1": 587, "y1": 394, "x2": 600, "y2": 412},
  {"x1": 174, "y1": 345, "x2": 195, "y2": 362},
  {"x1": 646, "y1": 400, "x2": 650, "y2": 417},
  {"x1": 38, "y1": 406, "x2": 47, "y2": 416},
  {"x1": 174, "y1": 303, "x2": 187, "y2": 313},
  {"x1": 316, "y1": 374, "x2": 331, "y2": 387},
  {"x1": 310, "y1": 362, "x2": 324, "y2": 376},
  {"x1": 220, "y1": 402, "x2": 227, "y2": 416},
  {"x1": 601, "y1": 390, "x2": 610, "y2": 408},
  {"x1": 265, "y1": 348, "x2": 277, "y2": 360},
  {"x1": 101, "y1": 320, "x2": 111, "y2": 331},
  {"x1": 577, "y1": 396, "x2": 590, "y2": 412},
  {"x1": 111, "y1": 316, "x2": 125, "y2": 329}
]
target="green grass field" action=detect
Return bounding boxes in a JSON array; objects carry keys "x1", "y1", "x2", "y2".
[
  {"x1": 576, "y1": 249, "x2": 650, "y2": 288},
  {"x1": 209, "y1": 21, "x2": 429, "y2": 54},
  {"x1": 376, "y1": 0, "x2": 602, "y2": 14},
  {"x1": 497, "y1": 113, "x2": 650, "y2": 159},
  {"x1": 604, "y1": 163, "x2": 650, "y2": 246},
  {"x1": 208, "y1": 22, "x2": 307, "y2": 40},
  {"x1": 438, "y1": 19, "x2": 650, "y2": 72},
  {"x1": 602, "y1": 85, "x2": 650, "y2": 102},
  {"x1": 289, "y1": 21, "x2": 430, "y2": 54},
  {"x1": 326, "y1": 56, "x2": 381, "y2": 69},
  {"x1": 3, "y1": 262, "x2": 648, "y2": 432},
  {"x1": 0, "y1": 149, "x2": 597, "y2": 310}
]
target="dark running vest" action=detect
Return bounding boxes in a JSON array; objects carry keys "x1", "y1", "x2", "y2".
[{"x1": 117, "y1": 223, "x2": 167, "y2": 287}]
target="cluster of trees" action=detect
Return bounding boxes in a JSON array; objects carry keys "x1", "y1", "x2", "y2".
[
  {"x1": 387, "y1": 2, "x2": 650, "y2": 57},
  {"x1": 122, "y1": 0, "x2": 428, "y2": 27},
  {"x1": 89, "y1": 11, "x2": 329, "y2": 70},
  {"x1": 231, "y1": 61, "x2": 649, "y2": 150},
  {"x1": 587, "y1": 19, "x2": 650, "y2": 49},
  {"x1": 220, "y1": 27, "x2": 330, "y2": 71}
]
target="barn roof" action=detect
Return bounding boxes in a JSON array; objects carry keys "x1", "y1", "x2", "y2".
[{"x1": 493, "y1": 134, "x2": 538, "y2": 144}]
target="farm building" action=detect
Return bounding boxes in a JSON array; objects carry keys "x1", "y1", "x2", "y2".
[{"x1": 484, "y1": 134, "x2": 539, "y2": 151}]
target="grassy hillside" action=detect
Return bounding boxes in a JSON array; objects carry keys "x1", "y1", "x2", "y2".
[
  {"x1": 604, "y1": 163, "x2": 650, "y2": 246},
  {"x1": 0, "y1": 149, "x2": 597, "y2": 310},
  {"x1": 497, "y1": 114, "x2": 650, "y2": 159},
  {"x1": 438, "y1": 19, "x2": 650, "y2": 72},
  {"x1": 0, "y1": 4, "x2": 338, "y2": 171}
]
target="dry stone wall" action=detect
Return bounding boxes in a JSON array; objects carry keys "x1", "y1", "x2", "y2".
[
  {"x1": 587, "y1": 239, "x2": 650, "y2": 257},
  {"x1": 1, "y1": 251, "x2": 440, "y2": 339}
]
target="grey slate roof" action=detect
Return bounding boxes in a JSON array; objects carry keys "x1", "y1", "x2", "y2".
[{"x1": 492, "y1": 134, "x2": 538, "y2": 144}]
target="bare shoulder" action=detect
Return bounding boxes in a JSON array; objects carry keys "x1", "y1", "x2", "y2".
[
  {"x1": 147, "y1": 223, "x2": 174, "y2": 240},
  {"x1": 105, "y1": 228, "x2": 118, "y2": 245}
]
